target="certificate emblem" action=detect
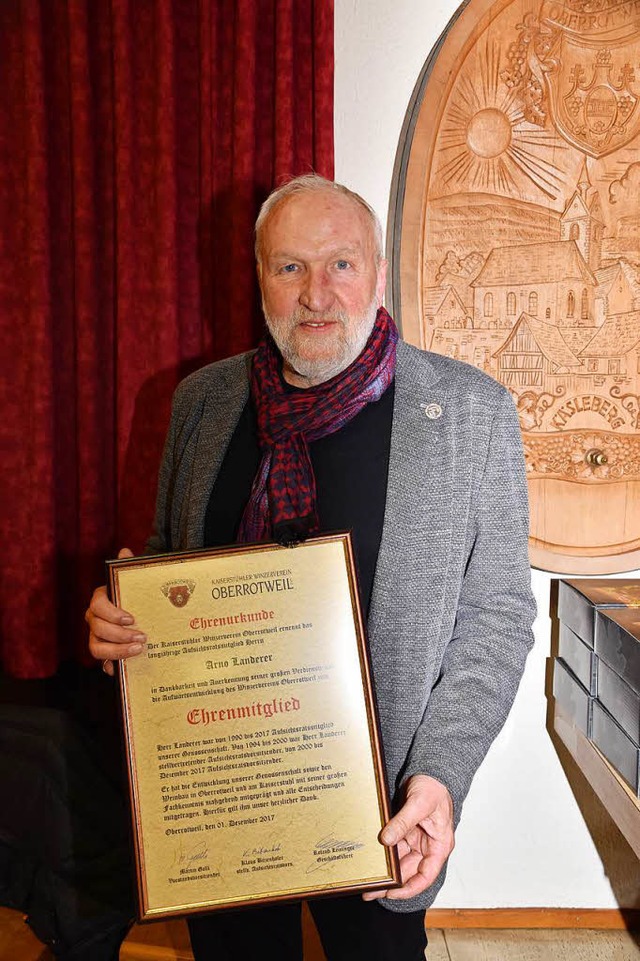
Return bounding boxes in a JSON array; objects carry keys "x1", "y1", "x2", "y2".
[{"x1": 161, "y1": 580, "x2": 195, "y2": 607}]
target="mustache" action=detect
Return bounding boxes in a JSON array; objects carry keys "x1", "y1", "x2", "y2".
[{"x1": 264, "y1": 306, "x2": 349, "y2": 327}]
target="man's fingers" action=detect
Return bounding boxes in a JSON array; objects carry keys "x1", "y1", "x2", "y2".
[
  {"x1": 395, "y1": 838, "x2": 411, "y2": 858},
  {"x1": 371, "y1": 777, "x2": 455, "y2": 902},
  {"x1": 361, "y1": 836, "x2": 420, "y2": 902},
  {"x1": 90, "y1": 633, "x2": 145, "y2": 662},
  {"x1": 87, "y1": 611, "x2": 146, "y2": 662},
  {"x1": 381, "y1": 776, "x2": 454, "y2": 848},
  {"x1": 380, "y1": 794, "x2": 431, "y2": 846},
  {"x1": 88, "y1": 549, "x2": 135, "y2": 625},
  {"x1": 88, "y1": 616, "x2": 145, "y2": 645},
  {"x1": 361, "y1": 887, "x2": 388, "y2": 901},
  {"x1": 365, "y1": 846, "x2": 425, "y2": 901},
  {"x1": 86, "y1": 548, "x2": 145, "y2": 667},
  {"x1": 378, "y1": 845, "x2": 444, "y2": 901},
  {"x1": 361, "y1": 851, "x2": 446, "y2": 902},
  {"x1": 89, "y1": 585, "x2": 134, "y2": 626},
  {"x1": 384, "y1": 868, "x2": 431, "y2": 900},
  {"x1": 85, "y1": 549, "x2": 143, "y2": 665}
]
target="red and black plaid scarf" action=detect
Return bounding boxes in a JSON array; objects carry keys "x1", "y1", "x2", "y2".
[{"x1": 237, "y1": 307, "x2": 398, "y2": 544}]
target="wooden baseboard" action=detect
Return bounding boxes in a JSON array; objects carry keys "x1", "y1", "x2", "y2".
[{"x1": 425, "y1": 908, "x2": 640, "y2": 929}]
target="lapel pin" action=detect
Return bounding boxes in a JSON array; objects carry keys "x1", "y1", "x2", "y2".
[{"x1": 421, "y1": 403, "x2": 442, "y2": 420}]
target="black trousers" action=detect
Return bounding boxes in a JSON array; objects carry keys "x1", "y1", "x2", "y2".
[{"x1": 188, "y1": 895, "x2": 427, "y2": 961}]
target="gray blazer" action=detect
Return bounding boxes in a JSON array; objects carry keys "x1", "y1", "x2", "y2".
[{"x1": 148, "y1": 339, "x2": 536, "y2": 910}]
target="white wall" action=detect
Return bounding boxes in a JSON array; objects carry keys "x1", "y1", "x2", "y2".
[{"x1": 334, "y1": 0, "x2": 639, "y2": 909}]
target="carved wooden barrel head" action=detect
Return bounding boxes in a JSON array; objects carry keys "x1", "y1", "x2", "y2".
[{"x1": 390, "y1": 0, "x2": 640, "y2": 573}]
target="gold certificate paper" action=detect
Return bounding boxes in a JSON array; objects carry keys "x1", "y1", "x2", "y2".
[{"x1": 108, "y1": 534, "x2": 399, "y2": 920}]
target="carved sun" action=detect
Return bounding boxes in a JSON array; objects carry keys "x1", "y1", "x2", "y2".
[
  {"x1": 435, "y1": 42, "x2": 566, "y2": 200},
  {"x1": 466, "y1": 107, "x2": 512, "y2": 159}
]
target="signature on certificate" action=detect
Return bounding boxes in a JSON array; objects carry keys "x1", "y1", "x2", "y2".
[
  {"x1": 241, "y1": 841, "x2": 282, "y2": 859},
  {"x1": 305, "y1": 834, "x2": 364, "y2": 875},
  {"x1": 172, "y1": 839, "x2": 210, "y2": 868},
  {"x1": 313, "y1": 835, "x2": 364, "y2": 853}
]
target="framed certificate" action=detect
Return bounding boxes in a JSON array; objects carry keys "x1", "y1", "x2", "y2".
[{"x1": 108, "y1": 533, "x2": 400, "y2": 920}]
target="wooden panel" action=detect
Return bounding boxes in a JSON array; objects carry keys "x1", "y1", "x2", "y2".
[
  {"x1": 554, "y1": 707, "x2": 640, "y2": 859},
  {"x1": 427, "y1": 908, "x2": 640, "y2": 930},
  {"x1": 392, "y1": 0, "x2": 640, "y2": 573}
]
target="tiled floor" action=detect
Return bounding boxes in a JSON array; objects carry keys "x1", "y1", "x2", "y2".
[{"x1": 2, "y1": 907, "x2": 640, "y2": 961}]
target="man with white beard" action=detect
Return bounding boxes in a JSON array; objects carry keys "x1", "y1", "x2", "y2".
[{"x1": 87, "y1": 174, "x2": 535, "y2": 960}]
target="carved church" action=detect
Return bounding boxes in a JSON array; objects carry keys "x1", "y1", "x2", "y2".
[{"x1": 427, "y1": 161, "x2": 640, "y2": 393}]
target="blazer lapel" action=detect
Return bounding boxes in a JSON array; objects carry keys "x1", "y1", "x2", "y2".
[
  {"x1": 368, "y1": 342, "x2": 456, "y2": 653},
  {"x1": 181, "y1": 354, "x2": 252, "y2": 549}
]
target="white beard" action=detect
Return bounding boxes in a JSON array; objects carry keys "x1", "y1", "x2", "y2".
[{"x1": 264, "y1": 299, "x2": 379, "y2": 385}]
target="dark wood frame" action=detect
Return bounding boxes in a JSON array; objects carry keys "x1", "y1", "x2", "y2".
[{"x1": 108, "y1": 533, "x2": 400, "y2": 921}]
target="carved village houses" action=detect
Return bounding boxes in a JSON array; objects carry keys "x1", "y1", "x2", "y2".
[{"x1": 439, "y1": 162, "x2": 640, "y2": 393}]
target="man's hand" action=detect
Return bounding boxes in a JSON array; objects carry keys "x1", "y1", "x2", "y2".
[
  {"x1": 85, "y1": 548, "x2": 145, "y2": 676},
  {"x1": 362, "y1": 774, "x2": 455, "y2": 901}
]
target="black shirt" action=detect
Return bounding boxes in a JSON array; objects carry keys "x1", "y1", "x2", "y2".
[{"x1": 203, "y1": 382, "x2": 395, "y2": 614}]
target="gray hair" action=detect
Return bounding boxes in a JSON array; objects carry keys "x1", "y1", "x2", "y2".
[{"x1": 254, "y1": 173, "x2": 384, "y2": 265}]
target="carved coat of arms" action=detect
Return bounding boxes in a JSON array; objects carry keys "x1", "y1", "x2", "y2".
[{"x1": 541, "y1": 3, "x2": 640, "y2": 157}]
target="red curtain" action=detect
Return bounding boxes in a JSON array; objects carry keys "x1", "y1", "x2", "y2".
[{"x1": 0, "y1": 0, "x2": 334, "y2": 678}]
